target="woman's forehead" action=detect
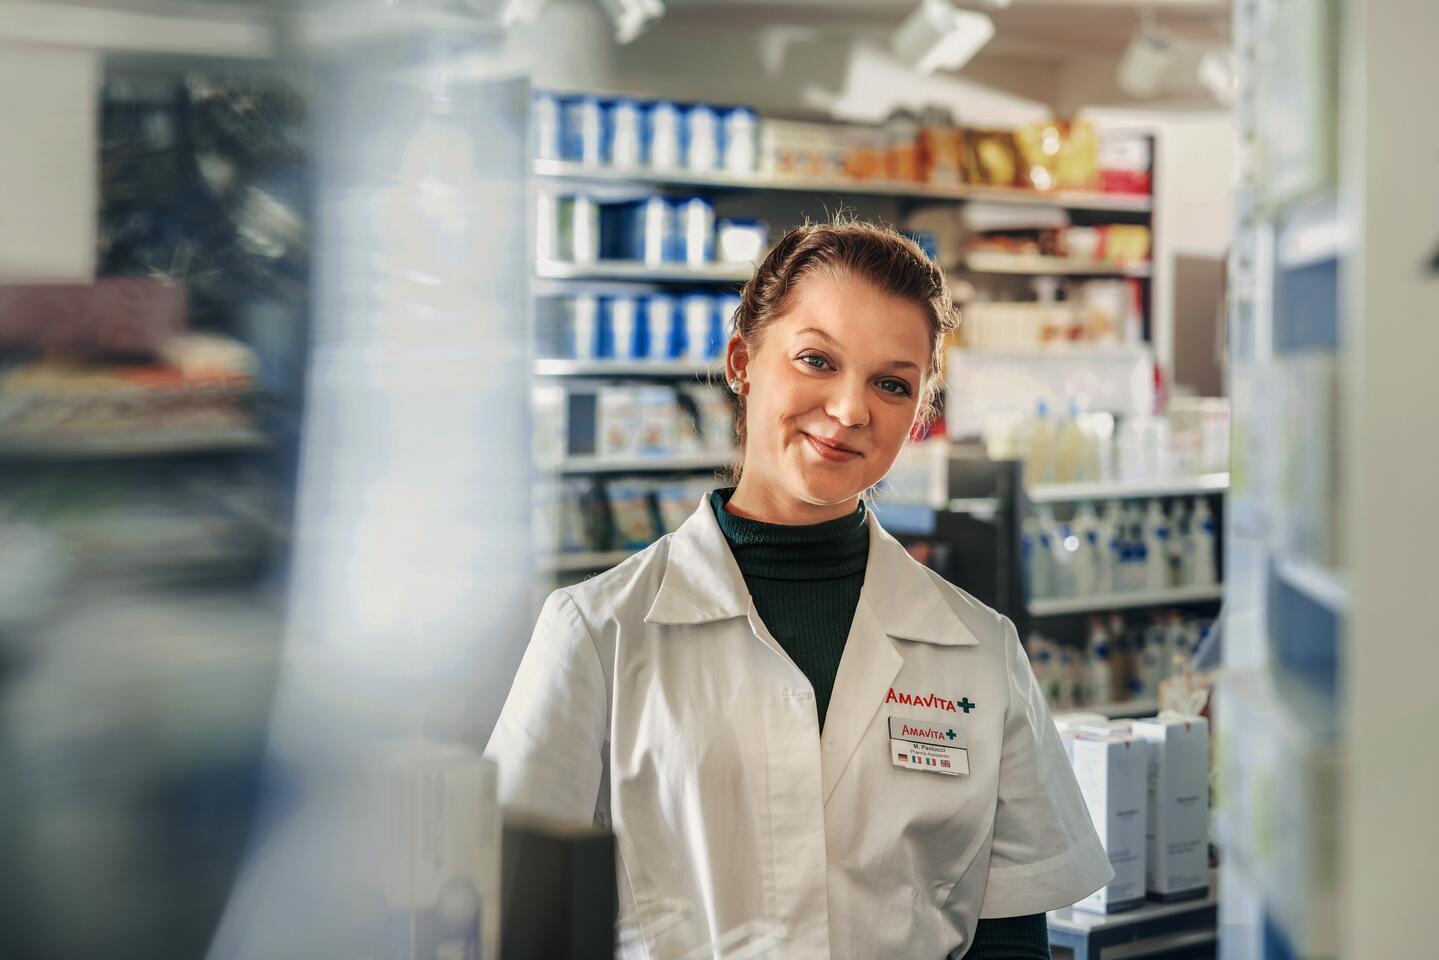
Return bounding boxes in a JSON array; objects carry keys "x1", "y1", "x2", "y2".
[{"x1": 772, "y1": 275, "x2": 933, "y2": 358}]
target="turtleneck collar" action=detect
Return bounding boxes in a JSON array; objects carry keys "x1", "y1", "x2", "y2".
[{"x1": 708, "y1": 487, "x2": 869, "y2": 581}]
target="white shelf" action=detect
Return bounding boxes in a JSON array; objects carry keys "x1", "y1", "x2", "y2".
[
  {"x1": 1278, "y1": 193, "x2": 1349, "y2": 268},
  {"x1": 540, "y1": 549, "x2": 641, "y2": 573},
  {"x1": 1027, "y1": 473, "x2": 1230, "y2": 503},
  {"x1": 535, "y1": 259, "x2": 752, "y2": 284},
  {"x1": 0, "y1": 427, "x2": 267, "y2": 459},
  {"x1": 1029, "y1": 585, "x2": 1224, "y2": 617},
  {"x1": 960, "y1": 252, "x2": 1152, "y2": 277},
  {"x1": 555, "y1": 453, "x2": 729, "y2": 474},
  {"x1": 533, "y1": 359, "x2": 721, "y2": 379},
  {"x1": 532, "y1": 160, "x2": 1154, "y2": 212},
  {"x1": 1273, "y1": 552, "x2": 1348, "y2": 613}
]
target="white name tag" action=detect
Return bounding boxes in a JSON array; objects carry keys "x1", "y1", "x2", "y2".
[{"x1": 888, "y1": 716, "x2": 969, "y2": 776}]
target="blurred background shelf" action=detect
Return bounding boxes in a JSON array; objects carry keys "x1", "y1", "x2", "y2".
[
  {"x1": 533, "y1": 359, "x2": 722, "y2": 379},
  {"x1": 1026, "y1": 473, "x2": 1230, "y2": 503},
  {"x1": 959, "y1": 252, "x2": 1151, "y2": 277},
  {"x1": 533, "y1": 160, "x2": 1153, "y2": 212},
  {"x1": 1272, "y1": 552, "x2": 1348, "y2": 614},
  {"x1": 555, "y1": 453, "x2": 729, "y2": 474},
  {"x1": 0, "y1": 427, "x2": 267, "y2": 460},
  {"x1": 535, "y1": 259, "x2": 752, "y2": 284},
  {"x1": 1029, "y1": 585, "x2": 1223, "y2": 617}
]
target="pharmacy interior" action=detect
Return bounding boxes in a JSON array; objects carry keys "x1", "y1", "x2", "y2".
[{"x1": 0, "y1": 2, "x2": 1433, "y2": 960}]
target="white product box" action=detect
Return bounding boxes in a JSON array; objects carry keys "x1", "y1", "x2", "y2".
[
  {"x1": 1052, "y1": 711, "x2": 1107, "y2": 763},
  {"x1": 1132, "y1": 715, "x2": 1210, "y2": 899},
  {"x1": 1071, "y1": 735, "x2": 1149, "y2": 913},
  {"x1": 597, "y1": 386, "x2": 641, "y2": 457},
  {"x1": 371, "y1": 741, "x2": 501, "y2": 960}
]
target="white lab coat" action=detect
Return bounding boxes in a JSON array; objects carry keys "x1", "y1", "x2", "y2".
[{"x1": 486, "y1": 496, "x2": 1112, "y2": 959}]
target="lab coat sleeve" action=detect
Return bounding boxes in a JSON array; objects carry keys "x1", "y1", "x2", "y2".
[
  {"x1": 484, "y1": 589, "x2": 609, "y2": 826},
  {"x1": 978, "y1": 617, "x2": 1113, "y2": 918}
]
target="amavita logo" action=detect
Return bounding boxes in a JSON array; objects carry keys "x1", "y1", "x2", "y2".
[
  {"x1": 901, "y1": 724, "x2": 944, "y2": 740},
  {"x1": 885, "y1": 688, "x2": 958, "y2": 712}
]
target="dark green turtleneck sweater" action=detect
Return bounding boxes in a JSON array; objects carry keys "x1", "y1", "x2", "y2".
[{"x1": 709, "y1": 487, "x2": 1052, "y2": 960}]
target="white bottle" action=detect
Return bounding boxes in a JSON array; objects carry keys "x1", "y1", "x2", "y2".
[
  {"x1": 1055, "y1": 647, "x2": 1075, "y2": 709},
  {"x1": 1188, "y1": 498, "x2": 1218, "y2": 587},
  {"x1": 1143, "y1": 499, "x2": 1171, "y2": 592},
  {"x1": 1055, "y1": 401, "x2": 1088, "y2": 483},
  {"x1": 1168, "y1": 499, "x2": 1191, "y2": 588},
  {"x1": 1093, "y1": 502, "x2": 1116, "y2": 594},
  {"x1": 1027, "y1": 400, "x2": 1057, "y2": 486},
  {"x1": 1071, "y1": 502, "x2": 1100, "y2": 596},
  {"x1": 1086, "y1": 618, "x2": 1114, "y2": 706},
  {"x1": 1023, "y1": 514, "x2": 1053, "y2": 601}
]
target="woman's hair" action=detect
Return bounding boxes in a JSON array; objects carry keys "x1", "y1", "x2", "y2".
[{"x1": 725, "y1": 219, "x2": 959, "y2": 472}]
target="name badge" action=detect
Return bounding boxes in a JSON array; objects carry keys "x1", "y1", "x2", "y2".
[{"x1": 888, "y1": 716, "x2": 969, "y2": 776}]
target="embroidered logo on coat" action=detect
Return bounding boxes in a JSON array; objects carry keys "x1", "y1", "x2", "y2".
[{"x1": 884, "y1": 688, "x2": 958, "y2": 712}]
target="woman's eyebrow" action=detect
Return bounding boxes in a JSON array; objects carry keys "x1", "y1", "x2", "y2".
[
  {"x1": 794, "y1": 327, "x2": 921, "y2": 372},
  {"x1": 788, "y1": 322, "x2": 920, "y2": 368}
]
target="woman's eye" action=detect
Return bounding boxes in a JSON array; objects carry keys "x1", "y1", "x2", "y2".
[
  {"x1": 798, "y1": 354, "x2": 830, "y2": 370},
  {"x1": 878, "y1": 379, "x2": 913, "y2": 398}
]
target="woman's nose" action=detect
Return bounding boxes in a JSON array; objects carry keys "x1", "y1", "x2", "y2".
[{"x1": 826, "y1": 378, "x2": 869, "y2": 429}]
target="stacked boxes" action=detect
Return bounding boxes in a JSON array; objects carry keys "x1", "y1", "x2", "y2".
[
  {"x1": 1071, "y1": 735, "x2": 1150, "y2": 913},
  {"x1": 1133, "y1": 716, "x2": 1211, "y2": 900}
]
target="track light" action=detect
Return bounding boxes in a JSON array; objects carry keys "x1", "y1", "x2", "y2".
[
  {"x1": 596, "y1": 0, "x2": 664, "y2": 44},
  {"x1": 891, "y1": 0, "x2": 995, "y2": 76}
]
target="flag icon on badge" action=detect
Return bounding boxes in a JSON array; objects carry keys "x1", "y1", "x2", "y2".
[
  {"x1": 941, "y1": 760, "x2": 951, "y2": 768},
  {"x1": 898, "y1": 753, "x2": 908, "y2": 762},
  {"x1": 927, "y1": 757, "x2": 936, "y2": 766}
]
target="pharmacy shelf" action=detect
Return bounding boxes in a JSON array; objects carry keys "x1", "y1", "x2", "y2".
[
  {"x1": 532, "y1": 160, "x2": 1154, "y2": 213},
  {"x1": 533, "y1": 359, "x2": 722, "y2": 379},
  {"x1": 1047, "y1": 874, "x2": 1217, "y2": 960},
  {"x1": 1088, "y1": 697, "x2": 1161, "y2": 719},
  {"x1": 1029, "y1": 585, "x2": 1224, "y2": 618},
  {"x1": 1273, "y1": 552, "x2": 1349, "y2": 614},
  {"x1": 959, "y1": 252, "x2": 1152, "y2": 278},
  {"x1": 0, "y1": 427, "x2": 267, "y2": 460},
  {"x1": 540, "y1": 549, "x2": 641, "y2": 573},
  {"x1": 555, "y1": 453, "x2": 729, "y2": 474},
  {"x1": 1278, "y1": 192, "x2": 1349, "y2": 269},
  {"x1": 535, "y1": 259, "x2": 752, "y2": 284},
  {"x1": 1026, "y1": 473, "x2": 1230, "y2": 504}
]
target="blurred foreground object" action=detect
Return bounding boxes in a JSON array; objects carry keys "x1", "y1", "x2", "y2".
[{"x1": 501, "y1": 815, "x2": 617, "y2": 960}]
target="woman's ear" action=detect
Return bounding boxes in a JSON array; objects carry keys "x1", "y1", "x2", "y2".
[{"x1": 725, "y1": 334, "x2": 751, "y2": 385}]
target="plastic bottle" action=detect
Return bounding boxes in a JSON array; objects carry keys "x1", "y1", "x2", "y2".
[
  {"x1": 1168, "y1": 499, "x2": 1191, "y2": 588},
  {"x1": 1095, "y1": 503, "x2": 1119, "y2": 594},
  {"x1": 1071, "y1": 502, "x2": 1100, "y2": 595},
  {"x1": 1189, "y1": 498, "x2": 1218, "y2": 586},
  {"x1": 1051, "y1": 521, "x2": 1081, "y2": 599},
  {"x1": 1055, "y1": 401, "x2": 1088, "y2": 483},
  {"x1": 1027, "y1": 400, "x2": 1057, "y2": 486},
  {"x1": 1055, "y1": 648, "x2": 1075, "y2": 709},
  {"x1": 1143, "y1": 499, "x2": 1171, "y2": 591},
  {"x1": 1022, "y1": 514, "x2": 1051, "y2": 601},
  {"x1": 1086, "y1": 618, "x2": 1114, "y2": 705}
]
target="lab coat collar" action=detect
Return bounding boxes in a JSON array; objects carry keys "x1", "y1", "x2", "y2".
[{"x1": 646, "y1": 495, "x2": 979, "y2": 649}]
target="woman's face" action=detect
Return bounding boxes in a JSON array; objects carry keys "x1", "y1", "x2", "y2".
[{"x1": 727, "y1": 273, "x2": 933, "y2": 522}]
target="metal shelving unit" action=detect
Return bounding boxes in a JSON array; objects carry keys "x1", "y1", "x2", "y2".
[
  {"x1": 554, "y1": 453, "x2": 729, "y2": 475},
  {"x1": 533, "y1": 359, "x2": 721, "y2": 379},
  {"x1": 1026, "y1": 473, "x2": 1230, "y2": 504},
  {"x1": 0, "y1": 427, "x2": 267, "y2": 460},
  {"x1": 1029, "y1": 585, "x2": 1223, "y2": 618},
  {"x1": 959, "y1": 252, "x2": 1152, "y2": 278},
  {"x1": 532, "y1": 159, "x2": 1154, "y2": 212},
  {"x1": 535, "y1": 259, "x2": 752, "y2": 284}
]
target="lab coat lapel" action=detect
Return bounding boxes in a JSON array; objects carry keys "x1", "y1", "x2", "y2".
[
  {"x1": 820, "y1": 512, "x2": 979, "y2": 805},
  {"x1": 821, "y1": 593, "x2": 903, "y2": 805}
]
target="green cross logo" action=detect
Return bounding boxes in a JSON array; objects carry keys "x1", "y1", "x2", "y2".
[
  {"x1": 946, "y1": 729, "x2": 957, "y2": 740},
  {"x1": 957, "y1": 698, "x2": 976, "y2": 714}
]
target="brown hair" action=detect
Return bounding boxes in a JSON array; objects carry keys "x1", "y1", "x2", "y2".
[{"x1": 725, "y1": 219, "x2": 958, "y2": 473}]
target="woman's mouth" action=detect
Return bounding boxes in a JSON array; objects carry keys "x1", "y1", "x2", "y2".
[{"x1": 803, "y1": 432, "x2": 863, "y2": 463}]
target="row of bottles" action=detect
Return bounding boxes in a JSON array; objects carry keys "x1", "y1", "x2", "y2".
[
  {"x1": 1027, "y1": 612, "x2": 1210, "y2": 709},
  {"x1": 1023, "y1": 497, "x2": 1218, "y2": 601},
  {"x1": 1008, "y1": 399, "x2": 1107, "y2": 486}
]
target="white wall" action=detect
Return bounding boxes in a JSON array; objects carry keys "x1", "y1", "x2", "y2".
[{"x1": 0, "y1": 42, "x2": 99, "y2": 281}]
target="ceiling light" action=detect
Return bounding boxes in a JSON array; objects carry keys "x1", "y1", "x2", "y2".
[
  {"x1": 891, "y1": 0, "x2": 995, "y2": 76},
  {"x1": 595, "y1": 0, "x2": 664, "y2": 44},
  {"x1": 1116, "y1": 18, "x2": 1177, "y2": 98}
]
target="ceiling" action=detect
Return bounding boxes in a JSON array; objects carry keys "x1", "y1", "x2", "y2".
[{"x1": 664, "y1": 0, "x2": 1231, "y2": 62}]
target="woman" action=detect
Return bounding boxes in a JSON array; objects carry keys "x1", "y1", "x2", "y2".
[{"x1": 487, "y1": 222, "x2": 1111, "y2": 959}]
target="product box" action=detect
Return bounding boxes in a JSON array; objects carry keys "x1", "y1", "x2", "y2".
[
  {"x1": 370, "y1": 741, "x2": 501, "y2": 960},
  {"x1": 1051, "y1": 711, "x2": 1107, "y2": 762},
  {"x1": 1132, "y1": 715, "x2": 1210, "y2": 899},
  {"x1": 1071, "y1": 735, "x2": 1149, "y2": 913}
]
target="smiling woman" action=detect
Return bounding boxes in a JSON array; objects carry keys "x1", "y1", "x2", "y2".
[
  {"x1": 722, "y1": 221, "x2": 958, "y2": 523},
  {"x1": 488, "y1": 218, "x2": 1110, "y2": 960}
]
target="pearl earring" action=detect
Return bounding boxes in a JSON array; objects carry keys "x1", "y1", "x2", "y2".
[{"x1": 729, "y1": 377, "x2": 743, "y2": 393}]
